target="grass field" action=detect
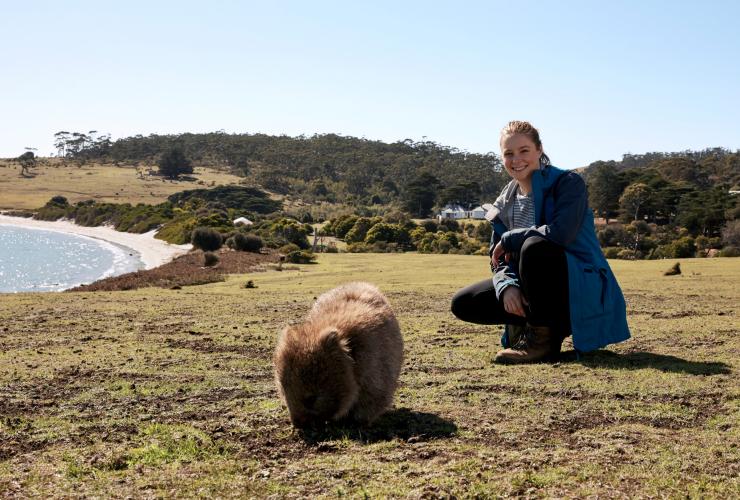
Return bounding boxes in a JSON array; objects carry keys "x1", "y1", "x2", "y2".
[
  {"x1": 0, "y1": 254, "x2": 738, "y2": 497},
  {"x1": 0, "y1": 160, "x2": 244, "y2": 210}
]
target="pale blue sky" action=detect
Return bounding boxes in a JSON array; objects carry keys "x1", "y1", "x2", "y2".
[{"x1": 2, "y1": 0, "x2": 739, "y2": 168}]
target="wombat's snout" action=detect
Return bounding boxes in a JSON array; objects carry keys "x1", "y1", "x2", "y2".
[{"x1": 290, "y1": 414, "x2": 310, "y2": 428}]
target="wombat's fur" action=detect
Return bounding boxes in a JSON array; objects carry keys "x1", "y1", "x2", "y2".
[{"x1": 273, "y1": 282, "x2": 403, "y2": 428}]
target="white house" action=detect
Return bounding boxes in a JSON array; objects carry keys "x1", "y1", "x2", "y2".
[
  {"x1": 233, "y1": 217, "x2": 253, "y2": 226},
  {"x1": 438, "y1": 204, "x2": 488, "y2": 220},
  {"x1": 438, "y1": 205, "x2": 467, "y2": 220},
  {"x1": 469, "y1": 206, "x2": 486, "y2": 219}
]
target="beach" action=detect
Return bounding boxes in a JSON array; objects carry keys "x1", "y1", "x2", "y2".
[{"x1": 0, "y1": 214, "x2": 191, "y2": 270}]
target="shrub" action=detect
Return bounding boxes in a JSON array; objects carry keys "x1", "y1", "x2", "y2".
[
  {"x1": 285, "y1": 250, "x2": 317, "y2": 264},
  {"x1": 720, "y1": 246, "x2": 740, "y2": 257},
  {"x1": 670, "y1": 237, "x2": 696, "y2": 258},
  {"x1": 616, "y1": 249, "x2": 641, "y2": 260},
  {"x1": 278, "y1": 243, "x2": 301, "y2": 255},
  {"x1": 420, "y1": 220, "x2": 439, "y2": 233},
  {"x1": 602, "y1": 247, "x2": 620, "y2": 259},
  {"x1": 721, "y1": 220, "x2": 740, "y2": 248},
  {"x1": 203, "y1": 252, "x2": 220, "y2": 267},
  {"x1": 331, "y1": 215, "x2": 359, "y2": 239},
  {"x1": 472, "y1": 222, "x2": 492, "y2": 243},
  {"x1": 259, "y1": 218, "x2": 311, "y2": 249},
  {"x1": 230, "y1": 233, "x2": 263, "y2": 252},
  {"x1": 458, "y1": 239, "x2": 485, "y2": 255},
  {"x1": 346, "y1": 242, "x2": 372, "y2": 253},
  {"x1": 438, "y1": 219, "x2": 460, "y2": 232},
  {"x1": 191, "y1": 227, "x2": 223, "y2": 251},
  {"x1": 345, "y1": 217, "x2": 380, "y2": 243},
  {"x1": 435, "y1": 239, "x2": 453, "y2": 254},
  {"x1": 49, "y1": 195, "x2": 69, "y2": 207}
]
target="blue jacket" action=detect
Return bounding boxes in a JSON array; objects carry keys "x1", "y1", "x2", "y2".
[{"x1": 485, "y1": 165, "x2": 630, "y2": 352}]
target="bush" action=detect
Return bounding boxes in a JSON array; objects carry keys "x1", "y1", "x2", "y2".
[
  {"x1": 191, "y1": 227, "x2": 223, "y2": 251},
  {"x1": 258, "y1": 218, "x2": 311, "y2": 249},
  {"x1": 278, "y1": 243, "x2": 301, "y2": 255},
  {"x1": 721, "y1": 220, "x2": 740, "y2": 248},
  {"x1": 346, "y1": 242, "x2": 372, "y2": 253},
  {"x1": 420, "y1": 220, "x2": 439, "y2": 233},
  {"x1": 203, "y1": 251, "x2": 220, "y2": 267},
  {"x1": 438, "y1": 219, "x2": 460, "y2": 232},
  {"x1": 230, "y1": 233, "x2": 263, "y2": 252},
  {"x1": 602, "y1": 247, "x2": 620, "y2": 259},
  {"x1": 331, "y1": 215, "x2": 359, "y2": 239},
  {"x1": 720, "y1": 246, "x2": 740, "y2": 257},
  {"x1": 616, "y1": 249, "x2": 641, "y2": 260},
  {"x1": 345, "y1": 217, "x2": 380, "y2": 243},
  {"x1": 458, "y1": 239, "x2": 485, "y2": 255},
  {"x1": 472, "y1": 222, "x2": 492, "y2": 243},
  {"x1": 670, "y1": 237, "x2": 697, "y2": 258},
  {"x1": 652, "y1": 237, "x2": 696, "y2": 259},
  {"x1": 49, "y1": 195, "x2": 69, "y2": 207},
  {"x1": 285, "y1": 250, "x2": 317, "y2": 264}
]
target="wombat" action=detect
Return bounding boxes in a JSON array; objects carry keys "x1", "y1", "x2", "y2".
[{"x1": 273, "y1": 282, "x2": 403, "y2": 428}]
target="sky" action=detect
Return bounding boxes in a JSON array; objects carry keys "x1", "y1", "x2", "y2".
[{"x1": 2, "y1": 0, "x2": 739, "y2": 168}]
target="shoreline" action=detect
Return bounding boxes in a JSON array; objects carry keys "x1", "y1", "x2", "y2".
[{"x1": 0, "y1": 215, "x2": 191, "y2": 270}]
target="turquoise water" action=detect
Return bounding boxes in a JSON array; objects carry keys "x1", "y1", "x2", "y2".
[{"x1": 0, "y1": 225, "x2": 143, "y2": 293}]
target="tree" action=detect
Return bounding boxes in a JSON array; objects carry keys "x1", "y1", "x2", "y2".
[
  {"x1": 619, "y1": 183, "x2": 653, "y2": 221},
  {"x1": 439, "y1": 181, "x2": 481, "y2": 208},
  {"x1": 586, "y1": 162, "x2": 621, "y2": 223},
  {"x1": 17, "y1": 149, "x2": 36, "y2": 176},
  {"x1": 675, "y1": 187, "x2": 734, "y2": 236},
  {"x1": 158, "y1": 147, "x2": 193, "y2": 179},
  {"x1": 402, "y1": 172, "x2": 440, "y2": 218}
]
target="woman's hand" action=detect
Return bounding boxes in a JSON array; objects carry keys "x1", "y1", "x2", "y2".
[
  {"x1": 491, "y1": 241, "x2": 509, "y2": 270},
  {"x1": 502, "y1": 286, "x2": 528, "y2": 317}
]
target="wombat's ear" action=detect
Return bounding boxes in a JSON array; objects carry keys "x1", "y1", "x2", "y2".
[{"x1": 321, "y1": 329, "x2": 353, "y2": 359}]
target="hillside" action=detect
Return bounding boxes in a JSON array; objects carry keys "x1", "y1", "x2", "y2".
[{"x1": 0, "y1": 158, "x2": 244, "y2": 211}]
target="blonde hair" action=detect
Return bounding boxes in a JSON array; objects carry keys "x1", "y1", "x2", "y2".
[{"x1": 500, "y1": 120, "x2": 551, "y2": 166}]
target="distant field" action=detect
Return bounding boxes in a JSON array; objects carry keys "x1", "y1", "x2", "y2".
[
  {"x1": 0, "y1": 159, "x2": 244, "y2": 210},
  {"x1": 0, "y1": 254, "x2": 738, "y2": 497}
]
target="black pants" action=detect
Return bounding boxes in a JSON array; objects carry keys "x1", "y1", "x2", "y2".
[{"x1": 451, "y1": 236, "x2": 571, "y2": 333}]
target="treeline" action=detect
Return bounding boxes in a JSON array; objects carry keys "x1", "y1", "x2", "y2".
[
  {"x1": 52, "y1": 131, "x2": 508, "y2": 217},
  {"x1": 583, "y1": 154, "x2": 738, "y2": 231},
  {"x1": 590, "y1": 148, "x2": 740, "y2": 187},
  {"x1": 582, "y1": 152, "x2": 739, "y2": 258}
]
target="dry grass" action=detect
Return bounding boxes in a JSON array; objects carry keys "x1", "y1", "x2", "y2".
[
  {"x1": 0, "y1": 159, "x2": 245, "y2": 210},
  {"x1": 0, "y1": 254, "x2": 738, "y2": 497}
]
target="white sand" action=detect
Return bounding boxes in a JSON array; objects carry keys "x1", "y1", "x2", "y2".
[{"x1": 0, "y1": 215, "x2": 191, "y2": 270}]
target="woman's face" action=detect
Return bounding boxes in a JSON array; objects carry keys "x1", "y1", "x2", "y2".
[{"x1": 500, "y1": 133, "x2": 542, "y2": 184}]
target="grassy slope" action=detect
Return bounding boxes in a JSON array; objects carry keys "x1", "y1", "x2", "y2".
[
  {"x1": 0, "y1": 254, "x2": 738, "y2": 498},
  {"x1": 0, "y1": 160, "x2": 244, "y2": 210}
]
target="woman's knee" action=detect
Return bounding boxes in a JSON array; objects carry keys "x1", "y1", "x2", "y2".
[
  {"x1": 520, "y1": 235, "x2": 553, "y2": 260},
  {"x1": 450, "y1": 288, "x2": 471, "y2": 319}
]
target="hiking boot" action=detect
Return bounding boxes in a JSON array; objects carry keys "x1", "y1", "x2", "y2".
[
  {"x1": 504, "y1": 323, "x2": 526, "y2": 348},
  {"x1": 494, "y1": 324, "x2": 560, "y2": 365}
]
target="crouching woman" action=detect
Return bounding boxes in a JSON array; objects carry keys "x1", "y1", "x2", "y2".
[{"x1": 451, "y1": 121, "x2": 630, "y2": 364}]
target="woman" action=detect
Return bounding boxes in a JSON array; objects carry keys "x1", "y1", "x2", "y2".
[{"x1": 451, "y1": 121, "x2": 630, "y2": 364}]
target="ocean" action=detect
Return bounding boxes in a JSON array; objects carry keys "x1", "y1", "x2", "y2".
[{"x1": 0, "y1": 225, "x2": 144, "y2": 293}]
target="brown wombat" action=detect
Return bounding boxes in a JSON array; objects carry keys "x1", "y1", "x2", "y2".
[{"x1": 273, "y1": 282, "x2": 403, "y2": 428}]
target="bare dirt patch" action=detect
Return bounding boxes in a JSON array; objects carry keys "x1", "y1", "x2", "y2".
[{"x1": 69, "y1": 249, "x2": 278, "y2": 291}]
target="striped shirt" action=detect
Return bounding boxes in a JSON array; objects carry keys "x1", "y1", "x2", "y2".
[{"x1": 512, "y1": 190, "x2": 535, "y2": 229}]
